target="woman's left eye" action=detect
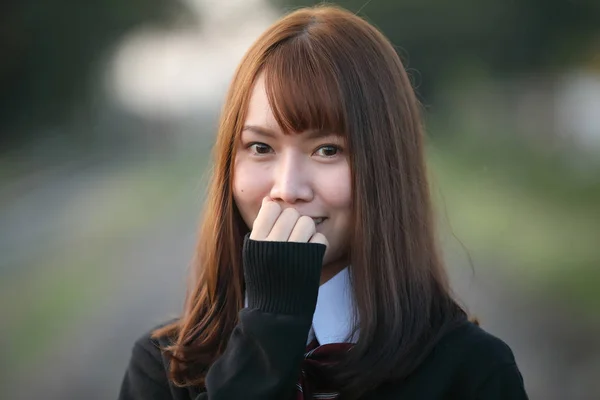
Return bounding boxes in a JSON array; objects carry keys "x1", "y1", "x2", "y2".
[{"x1": 314, "y1": 145, "x2": 340, "y2": 157}]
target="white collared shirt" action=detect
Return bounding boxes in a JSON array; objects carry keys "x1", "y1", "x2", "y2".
[
  {"x1": 308, "y1": 267, "x2": 358, "y2": 345},
  {"x1": 244, "y1": 267, "x2": 359, "y2": 345}
]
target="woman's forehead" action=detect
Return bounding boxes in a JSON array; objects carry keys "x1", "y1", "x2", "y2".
[{"x1": 245, "y1": 75, "x2": 276, "y2": 127}]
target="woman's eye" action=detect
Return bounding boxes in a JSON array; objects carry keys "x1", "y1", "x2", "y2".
[
  {"x1": 315, "y1": 145, "x2": 340, "y2": 157},
  {"x1": 249, "y1": 143, "x2": 273, "y2": 155}
]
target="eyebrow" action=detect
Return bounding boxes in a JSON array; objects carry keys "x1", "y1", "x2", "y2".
[
  {"x1": 242, "y1": 125, "x2": 340, "y2": 140},
  {"x1": 242, "y1": 125, "x2": 277, "y2": 138}
]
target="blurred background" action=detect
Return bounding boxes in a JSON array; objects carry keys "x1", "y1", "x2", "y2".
[{"x1": 1, "y1": 0, "x2": 599, "y2": 398}]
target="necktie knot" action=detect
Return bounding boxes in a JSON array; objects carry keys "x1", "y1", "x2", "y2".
[{"x1": 296, "y1": 340, "x2": 354, "y2": 400}]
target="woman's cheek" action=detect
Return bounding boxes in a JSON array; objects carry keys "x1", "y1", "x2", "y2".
[
  {"x1": 319, "y1": 163, "x2": 352, "y2": 208},
  {"x1": 233, "y1": 160, "x2": 271, "y2": 227}
]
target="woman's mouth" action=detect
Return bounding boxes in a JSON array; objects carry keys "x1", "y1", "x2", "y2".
[{"x1": 312, "y1": 217, "x2": 327, "y2": 225}]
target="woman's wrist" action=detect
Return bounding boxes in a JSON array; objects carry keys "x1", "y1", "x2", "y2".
[{"x1": 242, "y1": 234, "x2": 325, "y2": 316}]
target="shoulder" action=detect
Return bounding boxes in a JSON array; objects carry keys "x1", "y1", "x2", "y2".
[
  {"x1": 129, "y1": 318, "x2": 176, "y2": 365},
  {"x1": 440, "y1": 321, "x2": 518, "y2": 367},
  {"x1": 119, "y1": 319, "x2": 180, "y2": 399},
  {"x1": 433, "y1": 322, "x2": 527, "y2": 398}
]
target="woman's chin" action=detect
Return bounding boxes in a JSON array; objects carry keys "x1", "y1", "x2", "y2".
[{"x1": 319, "y1": 256, "x2": 348, "y2": 285}]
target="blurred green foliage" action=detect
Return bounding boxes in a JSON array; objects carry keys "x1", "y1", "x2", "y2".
[
  {"x1": 427, "y1": 117, "x2": 600, "y2": 315},
  {"x1": 2, "y1": 0, "x2": 599, "y2": 149},
  {"x1": 0, "y1": 0, "x2": 187, "y2": 149},
  {"x1": 272, "y1": 0, "x2": 600, "y2": 98},
  {"x1": 2, "y1": 141, "x2": 211, "y2": 369}
]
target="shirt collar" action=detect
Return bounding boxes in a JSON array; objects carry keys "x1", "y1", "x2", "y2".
[{"x1": 310, "y1": 266, "x2": 358, "y2": 345}]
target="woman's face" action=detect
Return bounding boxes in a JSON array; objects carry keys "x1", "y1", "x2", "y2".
[{"x1": 233, "y1": 74, "x2": 352, "y2": 270}]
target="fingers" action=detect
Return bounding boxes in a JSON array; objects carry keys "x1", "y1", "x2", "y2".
[
  {"x1": 266, "y1": 208, "x2": 301, "y2": 241},
  {"x1": 309, "y1": 232, "x2": 328, "y2": 248},
  {"x1": 250, "y1": 197, "x2": 324, "y2": 245},
  {"x1": 288, "y1": 216, "x2": 316, "y2": 243},
  {"x1": 249, "y1": 197, "x2": 281, "y2": 240}
]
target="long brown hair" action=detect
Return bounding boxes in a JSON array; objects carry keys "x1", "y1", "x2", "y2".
[{"x1": 154, "y1": 5, "x2": 466, "y2": 398}]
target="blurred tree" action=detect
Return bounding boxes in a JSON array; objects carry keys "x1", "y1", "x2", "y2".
[
  {"x1": 0, "y1": 0, "x2": 186, "y2": 152},
  {"x1": 2, "y1": 1, "x2": 598, "y2": 152},
  {"x1": 271, "y1": 0, "x2": 600, "y2": 100}
]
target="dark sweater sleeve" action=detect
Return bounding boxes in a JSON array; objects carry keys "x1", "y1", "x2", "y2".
[
  {"x1": 196, "y1": 237, "x2": 325, "y2": 400},
  {"x1": 119, "y1": 235, "x2": 325, "y2": 400}
]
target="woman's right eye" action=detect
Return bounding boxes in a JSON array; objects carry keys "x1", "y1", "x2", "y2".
[{"x1": 248, "y1": 142, "x2": 273, "y2": 155}]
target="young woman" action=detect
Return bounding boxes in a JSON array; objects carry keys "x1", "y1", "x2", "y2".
[{"x1": 119, "y1": 5, "x2": 528, "y2": 400}]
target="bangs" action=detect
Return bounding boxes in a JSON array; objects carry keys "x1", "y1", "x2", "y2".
[{"x1": 261, "y1": 37, "x2": 347, "y2": 136}]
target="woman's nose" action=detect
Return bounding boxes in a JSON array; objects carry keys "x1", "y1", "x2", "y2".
[{"x1": 269, "y1": 153, "x2": 314, "y2": 204}]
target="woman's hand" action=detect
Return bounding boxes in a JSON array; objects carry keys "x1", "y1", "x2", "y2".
[{"x1": 250, "y1": 197, "x2": 329, "y2": 248}]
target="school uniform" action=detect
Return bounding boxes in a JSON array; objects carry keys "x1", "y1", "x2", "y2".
[{"x1": 119, "y1": 237, "x2": 528, "y2": 399}]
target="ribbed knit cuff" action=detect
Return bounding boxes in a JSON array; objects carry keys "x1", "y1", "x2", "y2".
[{"x1": 242, "y1": 234, "x2": 325, "y2": 317}]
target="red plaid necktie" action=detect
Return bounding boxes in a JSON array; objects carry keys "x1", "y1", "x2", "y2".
[{"x1": 295, "y1": 339, "x2": 354, "y2": 400}]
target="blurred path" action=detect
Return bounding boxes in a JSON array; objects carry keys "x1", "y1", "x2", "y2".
[
  {"x1": 5, "y1": 187, "x2": 196, "y2": 400},
  {"x1": 0, "y1": 152, "x2": 199, "y2": 400}
]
